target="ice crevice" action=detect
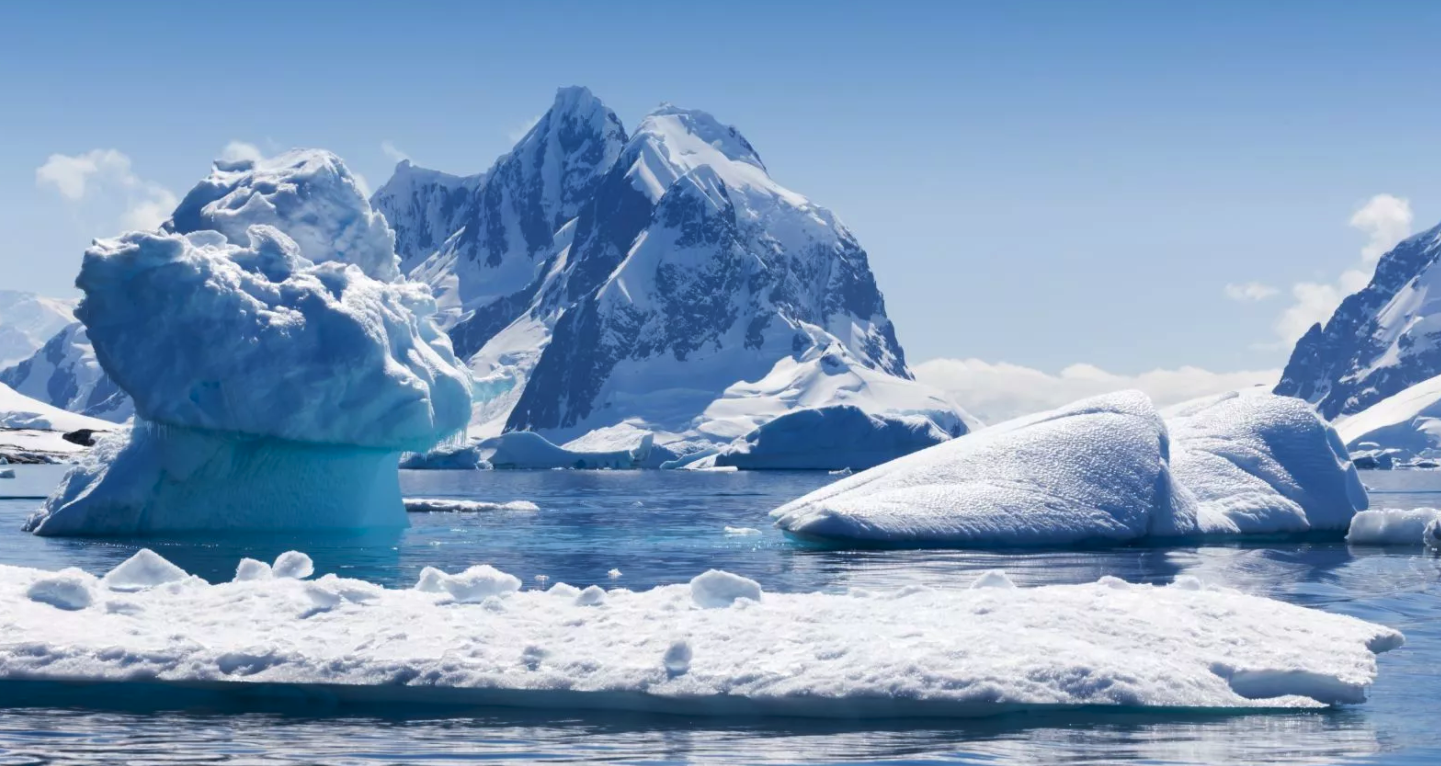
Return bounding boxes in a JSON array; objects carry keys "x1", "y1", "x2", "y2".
[{"x1": 0, "y1": 549, "x2": 1403, "y2": 717}]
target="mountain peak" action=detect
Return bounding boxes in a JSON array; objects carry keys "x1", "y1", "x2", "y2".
[{"x1": 637, "y1": 105, "x2": 766, "y2": 173}]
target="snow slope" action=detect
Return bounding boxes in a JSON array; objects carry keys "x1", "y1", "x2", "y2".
[
  {"x1": 0, "y1": 550, "x2": 1403, "y2": 715},
  {"x1": 0, "y1": 322, "x2": 131, "y2": 423},
  {"x1": 0, "y1": 290, "x2": 75, "y2": 368},
  {"x1": 26, "y1": 150, "x2": 471, "y2": 537},
  {"x1": 0, "y1": 381, "x2": 117, "y2": 458},
  {"x1": 773, "y1": 391, "x2": 1364, "y2": 546},
  {"x1": 1276, "y1": 222, "x2": 1441, "y2": 419},
  {"x1": 1333, "y1": 373, "x2": 1441, "y2": 460}
]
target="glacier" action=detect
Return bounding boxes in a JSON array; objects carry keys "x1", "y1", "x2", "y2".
[
  {"x1": 372, "y1": 87, "x2": 972, "y2": 466},
  {"x1": 772, "y1": 390, "x2": 1365, "y2": 546},
  {"x1": 1333, "y1": 373, "x2": 1441, "y2": 464},
  {"x1": 25, "y1": 150, "x2": 471, "y2": 536},
  {"x1": 0, "y1": 549, "x2": 1403, "y2": 715}
]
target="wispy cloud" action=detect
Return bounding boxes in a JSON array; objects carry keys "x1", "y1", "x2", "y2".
[
  {"x1": 36, "y1": 148, "x2": 177, "y2": 231},
  {"x1": 219, "y1": 141, "x2": 264, "y2": 163},
  {"x1": 508, "y1": 114, "x2": 543, "y2": 143},
  {"x1": 381, "y1": 140, "x2": 411, "y2": 165},
  {"x1": 914, "y1": 358, "x2": 1280, "y2": 424},
  {"x1": 1223, "y1": 282, "x2": 1278, "y2": 302},
  {"x1": 1271, "y1": 194, "x2": 1413, "y2": 344}
]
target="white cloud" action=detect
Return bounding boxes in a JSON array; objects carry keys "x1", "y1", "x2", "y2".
[
  {"x1": 508, "y1": 114, "x2": 543, "y2": 143},
  {"x1": 1350, "y1": 193, "x2": 1413, "y2": 263},
  {"x1": 1224, "y1": 282, "x2": 1278, "y2": 302},
  {"x1": 914, "y1": 358, "x2": 1281, "y2": 424},
  {"x1": 1271, "y1": 194, "x2": 1414, "y2": 344},
  {"x1": 219, "y1": 141, "x2": 264, "y2": 163},
  {"x1": 36, "y1": 149, "x2": 134, "y2": 200},
  {"x1": 381, "y1": 140, "x2": 411, "y2": 164},
  {"x1": 35, "y1": 148, "x2": 176, "y2": 232}
]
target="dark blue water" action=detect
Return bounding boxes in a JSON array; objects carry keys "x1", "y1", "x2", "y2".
[{"x1": 0, "y1": 466, "x2": 1438, "y2": 764}]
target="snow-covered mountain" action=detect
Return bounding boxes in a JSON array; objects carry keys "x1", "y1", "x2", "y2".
[
  {"x1": 1276, "y1": 222, "x2": 1441, "y2": 419},
  {"x1": 0, "y1": 322, "x2": 131, "y2": 423},
  {"x1": 376, "y1": 88, "x2": 972, "y2": 449},
  {"x1": 0, "y1": 290, "x2": 75, "y2": 368},
  {"x1": 372, "y1": 86, "x2": 626, "y2": 328}
]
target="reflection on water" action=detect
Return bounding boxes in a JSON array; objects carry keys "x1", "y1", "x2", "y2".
[{"x1": 0, "y1": 466, "x2": 1437, "y2": 764}]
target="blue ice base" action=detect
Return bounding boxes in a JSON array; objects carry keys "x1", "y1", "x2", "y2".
[{"x1": 26, "y1": 423, "x2": 408, "y2": 537}]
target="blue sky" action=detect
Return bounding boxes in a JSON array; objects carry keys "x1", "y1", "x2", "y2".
[{"x1": 4, "y1": 1, "x2": 1440, "y2": 394}]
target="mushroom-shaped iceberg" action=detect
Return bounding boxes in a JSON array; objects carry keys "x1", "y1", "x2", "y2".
[{"x1": 26, "y1": 151, "x2": 471, "y2": 536}]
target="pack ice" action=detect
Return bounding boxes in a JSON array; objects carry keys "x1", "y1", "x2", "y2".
[
  {"x1": 772, "y1": 390, "x2": 1366, "y2": 546},
  {"x1": 0, "y1": 550, "x2": 1402, "y2": 716},
  {"x1": 25, "y1": 151, "x2": 471, "y2": 536}
]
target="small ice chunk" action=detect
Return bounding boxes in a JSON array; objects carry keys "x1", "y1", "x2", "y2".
[
  {"x1": 575, "y1": 585, "x2": 607, "y2": 606},
  {"x1": 690, "y1": 570, "x2": 763, "y2": 608},
  {"x1": 414, "y1": 565, "x2": 521, "y2": 603},
  {"x1": 969, "y1": 570, "x2": 1016, "y2": 590},
  {"x1": 1172, "y1": 575, "x2": 1204, "y2": 591},
  {"x1": 607, "y1": 568, "x2": 622, "y2": 579},
  {"x1": 272, "y1": 551, "x2": 315, "y2": 580},
  {"x1": 404, "y1": 498, "x2": 540, "y2": 513},
  {"x1": 724, "y1": 526, "x2": 761, "y2": 536},
  {"x1": 1427, "y1": 518, "x2": 1441, "y2": 549},
  {"x1": 546, "y1": 582, "x2": 582, "y2": 597},
  {"x1": 27, "y1": 570, "x2": 95, "y2": 610},
  {"x1": 663, "y1": 640, "x2": 692, "y2": 675},
  {"x1": 0, "y1": 468, "x2": 15, "y2": 479},
  {"x1": 1346, "y1": 508, "x2": 1441, "y2": 546},
  {"x1": 101, "y1": 550, "x2": 188, "y2": 592},
  {"x1": 233, "y1": 558, "x2": 273, "y2": 582}
]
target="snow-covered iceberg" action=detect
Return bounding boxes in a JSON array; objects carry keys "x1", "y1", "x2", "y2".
[
  {"x1": 1165, "y1": 391, "x2": 1367, "y2": 536},
  {"x1": 25, "y1": 151, "x2": 471, "y2": 536},
  {"x1": 1346, "y1": 508, "x2": 1441, "y2": 546},
  {"x1": 772, "y1": 390, "x2": 1365, "y2": 546},
  {"x1": 714, "y1": 405, "x2": 951, "y2": 471},
  {"x1": 0, "y1": 550, "x2": 1402, "y2": 715}
]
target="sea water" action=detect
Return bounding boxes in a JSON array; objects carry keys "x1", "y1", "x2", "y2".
[{"x1": 0, "y1": 466, "x2": 1436, "y2": 764}]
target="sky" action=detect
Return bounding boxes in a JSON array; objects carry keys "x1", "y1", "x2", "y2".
[{"x1": 3, "y1": 1, "x2": 1440, "y2": 419}]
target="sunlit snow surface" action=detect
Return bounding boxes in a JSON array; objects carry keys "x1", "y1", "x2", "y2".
[
  {"x1": 773, "y1": 390, "x2": 1364, "y2": 545},
  {"x1": 0, "y1": 548, "x2": 1401, "y2": 716}
]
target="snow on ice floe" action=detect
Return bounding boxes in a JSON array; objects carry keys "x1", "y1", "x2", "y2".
[
  {"x1": 772, "y1": 390, "x2": 1365, "y2": 546},
  {"x1": 404, "y1": 498, "x2": 540, "y2": 513},
  {"x1": 25, "y1": 149, "x2": 471, "y2": 537},
  {"x1": 0, "y1": 550, "x2": 1402, "y2": 716},
  {"x1": 1165, "y1": 391, "x2": 1367, "y2": 536},
  {"x1": 1346, "y1": 508, "x2": 1441, "y2": 546}
]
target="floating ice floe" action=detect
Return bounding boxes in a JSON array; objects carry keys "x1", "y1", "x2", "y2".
[
  {"x1": 772, "y1": 390, "x2": 1365, "y2": 547},
  {"x1": 403, "y1": 498, "x2": 540, "y2": 513},
  {"x1": 1346, "y1": 508, "x2": 1441, "y2": 546},
  {"x1": 0, "y1": 550, "x2": 1402, "y2": 716},
  {"x1": 25, "y1": 151, "x2": 471, "y2": 537},
  {"x1": 712, "y1": 405, "x2": 951, "y2": 471}
]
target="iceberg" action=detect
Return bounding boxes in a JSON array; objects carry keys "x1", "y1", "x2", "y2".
[
  {"x1": 1165, "y1": 391, "x2": 1367, "y2": 536},
  {"x1": 713, "y1": 405, "x2": 951, "y2": 471},
  {"x1": 1346, "y1": 508, "x2": 1441, "y2": 546},
  {"x1": 25, "y1": 150, "x2": 471, "y2": 537},
  {"x1": 772, "y1": 390, "x2": 1365, "y2": 546},
  {"x1": 0, "y1": 550, "x2": 1402, "y2": 715}
]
